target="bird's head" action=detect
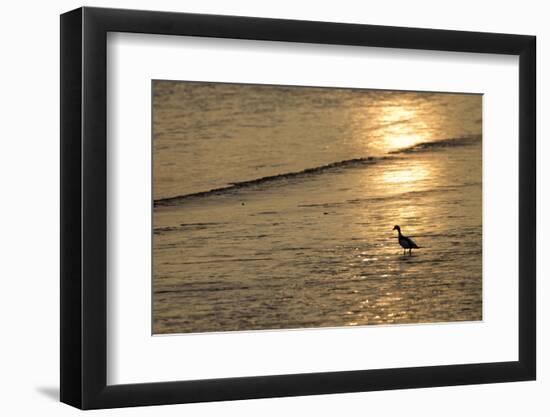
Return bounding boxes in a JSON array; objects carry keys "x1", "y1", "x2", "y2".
[{"x1": 392, "y1": 225, "x2": 401, "y2": 232}]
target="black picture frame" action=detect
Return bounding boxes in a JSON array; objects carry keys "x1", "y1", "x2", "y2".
[{"x1": 60, "y1": 6, "x2": 536, "y2": 410}]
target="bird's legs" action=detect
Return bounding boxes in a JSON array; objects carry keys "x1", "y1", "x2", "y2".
[
  {"x1": 409, "y1": 248, "x2": 412, "y2": 256},
  {"x1": 403, "y1": 249, "x2": 406, "y2": 255}
]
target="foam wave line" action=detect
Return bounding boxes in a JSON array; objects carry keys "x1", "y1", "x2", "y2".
[
  {"x1": 389, "y1": 135, "x2": 481, "y2": 154},
  {"x1": 154, "y1": 156, "x2": 384, "y2": 207},
  {"x1": 154, "y1": 135, "x2": 481, "y2": 207}
]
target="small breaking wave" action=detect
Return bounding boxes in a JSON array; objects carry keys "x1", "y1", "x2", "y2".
[
  {"x1": 154, "y1": 156, "x2": 386, "y2": 207},
  {"x1": 154, "y1": 135, "x2": 481, "y2": 207},
  {"x1": 389, "y1": 135, "x2": 481, "y2": 154}
]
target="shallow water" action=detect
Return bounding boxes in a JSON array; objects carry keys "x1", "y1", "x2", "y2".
[{"x1": 152, "y1": 82, "x2": 482, "y2": 334}]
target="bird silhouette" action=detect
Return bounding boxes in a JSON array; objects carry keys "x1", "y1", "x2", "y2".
[{"x1": 393, "y1": 225, "x2": 419, "y2": 256}]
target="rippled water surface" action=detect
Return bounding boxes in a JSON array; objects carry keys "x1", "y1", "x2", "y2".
[{"x1": 153, "y1": 81, "x2": 482, "y2": 334}]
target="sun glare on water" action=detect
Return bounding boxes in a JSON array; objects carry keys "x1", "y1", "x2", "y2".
[
  {"x1": 380, "y1": 106, "x2": 430, "y2": 150},
  {"x1": 381, "y1": 162, "x2": 431, "y2": 185}
]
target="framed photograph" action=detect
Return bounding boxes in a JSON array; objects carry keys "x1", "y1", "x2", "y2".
[{"x1": 60, "y1": 6, "x2": 536, "y2": 409}]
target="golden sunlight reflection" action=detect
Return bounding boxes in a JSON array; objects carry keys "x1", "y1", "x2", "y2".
[
  {"x1": 386, "y1": 134, "x2": 424, "y2": 150},
  {"x1": 363, "y1": 103, "x2": 438, "y2": 153},
  {"x1": 377, "y1": 156, "x2": 444, "y2": 236},
  {"x1": 381, "y1": 162, "x2": 430, "y2": 185},
  {"x1": 346, "y1": 291, "x2": 406, "y2": 326}
]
